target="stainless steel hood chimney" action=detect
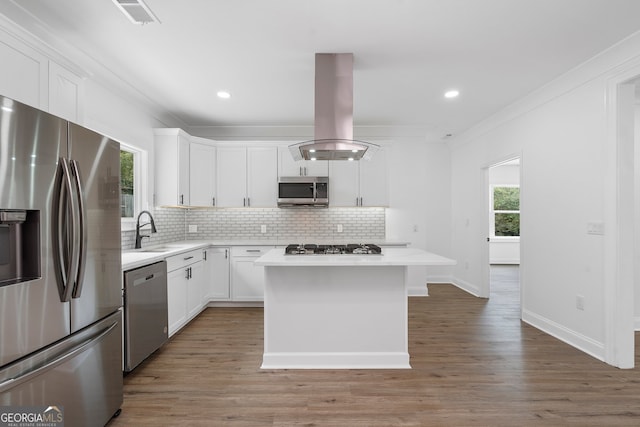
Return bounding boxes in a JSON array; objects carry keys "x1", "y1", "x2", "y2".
[{"x1": 289, "y1": 53, "x2": 379, "y2": 161}]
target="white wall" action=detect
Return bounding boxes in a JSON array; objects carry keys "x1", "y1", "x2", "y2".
[
  {"x1": 489, "y1": 164, "x2": 520, "y2": 264},
  {"x1": 449, "y1": 32, "x2": 640, "y2": 363}
]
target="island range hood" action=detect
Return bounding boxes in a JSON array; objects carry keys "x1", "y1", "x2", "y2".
[{"x1": 289, "y1": 53, "x2": 379, "y2": 161}]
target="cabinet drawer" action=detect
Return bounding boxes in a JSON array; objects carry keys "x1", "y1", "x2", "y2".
[
  {"x1": 166, "y1": 249, "x2": 203, "y2": 272},
  {"x1": 230, "y1": 246, "x2": 273, "y2": 257}
]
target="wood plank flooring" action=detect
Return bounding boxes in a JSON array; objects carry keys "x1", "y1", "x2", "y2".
[{"x1": 109, "y1": 267, "x2": 640, "y2": 426}]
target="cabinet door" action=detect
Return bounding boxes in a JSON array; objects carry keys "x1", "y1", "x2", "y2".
[
  {"x1": 48, "y1": 62, "x2": 83, "y2": 123},
  {"x1": 247, "y1": 147, "x2": 278, "y2": 207},
  {"x1": 329, "y1": 161, "x2": 359, "y2": 206},
  {"x1": 304, "y1": 159, "x2": 329, "y2": 176},
  {"x1": 278, "y1": 146, "x2": 303, "y2": 176},
  {"x1": 177, "y1": 134, "x2": 190, "y2": 206},
  {"x1": 216, "y1": 147, "x2": 247, "y2": 207},
  {"x1": 167, "y1": 267, "x2": 189, "y2": 336},
  {"x1": 279, "y1": 147, "x2": 329, "y2": 177},
  {"x1": 190, "y1": 142, "x2": 216, "y2": 206},
  {"x1": 187, "y1": 261, "x2": 204, "y2": 319},
  {"x1": 231, "y1": 257, "x2": 264, "y2": 301},
  {"x1": 359, "y1": 147, "x2": 388, "y2": 206},
  {"x1": 154, "y1": 129, "x2": 191, "y2": 206},
  {"x1": 207, "y1": 248, "x2": 230, "y2": 300}
]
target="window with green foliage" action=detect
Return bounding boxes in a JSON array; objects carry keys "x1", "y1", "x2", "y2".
[
  {"x1": 120, "y1": 149, "x2": 134, "y2": 218},
  {"x1": 492, "y1": 186, "x2": 520, "y2": 237}
]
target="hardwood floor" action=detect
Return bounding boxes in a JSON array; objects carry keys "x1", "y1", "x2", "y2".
[{"x1": 110, "y1": 268, "x2": 640, "y2": 426}]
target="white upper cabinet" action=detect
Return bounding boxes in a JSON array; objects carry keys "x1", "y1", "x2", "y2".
[
  {"x1": 154, "y1": 128, "x2": 191, "y2": 206},
  {"x1": 216, "y1": 146, "x2": 248, "y2": 207},
  {"x1": 278, "y1": 146, "x2": 328, "y2": 177},
  {"x1": 329, "y1": 147, "x2": 388, "y2": 207},
  {"x1": 189, "y1": 142, "x2": 216, "y2": 207},
  {"x1": 217, "y1": 146, "x2": 278, "y2": 207},
  {"x1": 247, "y1": 146, "x2": 278, "y2": 207},
  {"x1": 358, "y1": 147, "x2": 388, "y2": 207},
  {"x1": 48, "y1": 62, "x2": 84, "y2": 123}
]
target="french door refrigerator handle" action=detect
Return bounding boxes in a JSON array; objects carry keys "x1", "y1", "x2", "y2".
[
  {"x1": 0, "y1": 321, "x2": 119, "y2": 393},
  {"x1": 52, "y1": 158, "x2": 75, "y2": 303},
  {"x1": 70, "y1": 159, "x2": 88, "y2": 298}
]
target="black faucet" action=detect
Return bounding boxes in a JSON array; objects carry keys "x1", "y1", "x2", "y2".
[{"x1": 135, "y1": 210, "x2": 157, "y2": 249}]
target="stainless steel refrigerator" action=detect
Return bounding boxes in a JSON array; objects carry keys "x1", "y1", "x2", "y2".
[{"x1": 0, "y1": 95, "x2": 123, "y2": 426}]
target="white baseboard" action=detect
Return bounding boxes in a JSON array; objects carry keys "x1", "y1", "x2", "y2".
[
  {"x1": 522, "y1": 308, "x2": 605, "y2": 362},
  {"x1": 490, "y1": 258, "x2": 520, "y2": 265},
  {"x1": 261, "y1": 351, "x2": 411, "y2": 369},
  {"x1": 451, "y1": 276, "x2": 482, "y2": 297}
]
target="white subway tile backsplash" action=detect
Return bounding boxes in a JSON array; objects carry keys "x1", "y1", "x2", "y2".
[{"x1": 121, "y1": 207, "x2": 385, "y2": 248}]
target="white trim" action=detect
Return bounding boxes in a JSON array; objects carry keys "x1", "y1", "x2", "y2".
[
  {"x1": 522, "y1": 309, "x2": 605, "y2": 362},
  {"x1": 261, "y1": 352, "x2": 411, "y2": 370},
  {"x1": 451, "y1": 276, "x2": 483, "y2": 297},
  {"x1": 604, "y1": 63, "x2": 640, "y2": 368}
]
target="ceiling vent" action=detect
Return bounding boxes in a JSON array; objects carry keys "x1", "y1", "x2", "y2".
[
  {"x1": 289, "y1": 53, "x2": 379, "y2": 161},
  {"x1": 112, "y1": 0, "x2": 160, "y2": 25}
]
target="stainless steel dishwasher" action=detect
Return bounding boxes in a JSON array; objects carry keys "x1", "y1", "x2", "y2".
[{"x1": 123, "y1": 260, "x2": 168, "y2": 372}]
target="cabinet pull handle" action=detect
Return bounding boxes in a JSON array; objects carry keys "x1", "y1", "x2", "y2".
[
  {"x1": 243, "y1": 198, "x2": 246, "y2": 207},
  {"x1": 304, "y1": 167, "x2": 308, "y2": 176},
  {"x1": 247, "y1": 197, "x2": 250, "y2": 207},
  {"x1": 212, "y1": 197, "x2": 215, "y2": 206},
  {"x1": 180, "y1": 194, "x2": 184, "y2": 205},
  {"x1": 360, "y1": 197, "x2": 363, "y2": 206},
  {"x1": 184, "y1": 256, "x2": 194, "y2": 261},
  {"x1": 185, "y1": 267, "x2": 190, "y2": 279},
  {"x1": 299, "y1": 166, "x2": 302, "y2": 176},
  {"x1": 225, "y1": 249, "x2": 228, "y2": 259},
  {"x1": 203, "y1": 250, "x2": 207, "y2": 261},
  {"x1": 246, "y1": 249, "x2": 261, "y2": 253}
]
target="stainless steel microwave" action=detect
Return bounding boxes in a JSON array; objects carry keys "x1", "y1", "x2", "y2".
[{"x1": 277, "y1": 176, "x2": 329, "y2": 207}]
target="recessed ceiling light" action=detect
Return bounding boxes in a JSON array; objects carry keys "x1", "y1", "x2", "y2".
[
  {"x1": 309, "y1": 149, "x2": 316, "y2": 153},
  {"x1": 348, "y1": 158, "x2": 354, "y2": 161},
  {"x1": 310, "y1": 157, "x2": 317, "y2": 161},
  {"x1": 217, "y1": 91, "x2": 231, "y2": 99},
  {"x1": 444, "y1": 90, "x2": 460, "y2": 99}
]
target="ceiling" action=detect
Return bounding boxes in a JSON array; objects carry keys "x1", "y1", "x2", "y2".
[{"x1": 3, "y1": 0, "x2": 640, "y2": 140}]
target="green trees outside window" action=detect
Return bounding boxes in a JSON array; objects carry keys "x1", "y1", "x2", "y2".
[
  {"x1": 493, "y1": 186, "x2": 519, "y2": 237},
  {"x1": 121, "y1": 150, "x2": 134, "y2": 218}
]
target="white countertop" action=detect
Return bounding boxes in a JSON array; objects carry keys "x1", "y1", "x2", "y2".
[
  {"x1": 122, "y1": 239, "x2": 407, "y2": 271},
  {"x1": 254, "y1": 247, "x2": 456, "y2": 267},
  {"x1": 121, "y1": 239, "x2": 412, "y2": 271}
]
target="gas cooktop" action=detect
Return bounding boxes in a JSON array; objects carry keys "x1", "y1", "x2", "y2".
[{"x1": 284, "y1": 243, "x2": 382, "y2": 255}]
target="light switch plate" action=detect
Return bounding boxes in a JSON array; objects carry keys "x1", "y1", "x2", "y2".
[{"x1": 587, "y1": 221, "x2": 604, "y2": 235}]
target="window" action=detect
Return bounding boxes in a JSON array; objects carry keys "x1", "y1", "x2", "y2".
[
  {"x1": 119, "y1": 143, "x2": 147, "y2": 230},
  {"x1": 120, "y1": 149, "x2": 134, "y2": 218},
  {"x1": 491, "y1": 185, "x2": 520, "y2": 237}
]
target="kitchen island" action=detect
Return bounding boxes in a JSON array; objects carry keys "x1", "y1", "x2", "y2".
[{"x1": 254, "y1": 247, "x2": 456, "y2": 369}]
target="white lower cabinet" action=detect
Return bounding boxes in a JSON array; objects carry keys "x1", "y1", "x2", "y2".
[
  {"x1": 230, "y1": 246, "x2": 271, "y2": 301},
  {"x1": 166, "y1": 249, "x2": 204, "y2": 337},
  {"x1": 206, "y1": 247, "x2": 230, "y2": 300}
]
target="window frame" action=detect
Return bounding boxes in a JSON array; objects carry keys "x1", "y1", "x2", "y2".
[
  {"x1": 489, "y1": 184, "x2": 520, "y2": 240},
  {"x1": 120, "y1": 143, "x2": 148, "y2": 231}
]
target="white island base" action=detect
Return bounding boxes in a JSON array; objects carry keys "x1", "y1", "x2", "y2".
[{"x1": 261, "y1": 266, "x2": 410, "y2": 369}]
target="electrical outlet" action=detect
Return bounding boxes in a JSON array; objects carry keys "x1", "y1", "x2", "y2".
[
  {"x1": 576, "y1": 295, "x2": 585, "y2": 311},
  {"x1": 261, "y1": 225, "x2": 267, "y2": 234},
  {"x1": 188, "y1": 225, "x2": 198, "y2": 233},
  {"x1": 337, "y1": 224, "x2": 343, "y2": 233}
]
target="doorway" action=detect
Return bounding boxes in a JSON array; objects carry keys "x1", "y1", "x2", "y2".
[{"x1": 487, "y1": 158, "x2": 521, "y2": 309}]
